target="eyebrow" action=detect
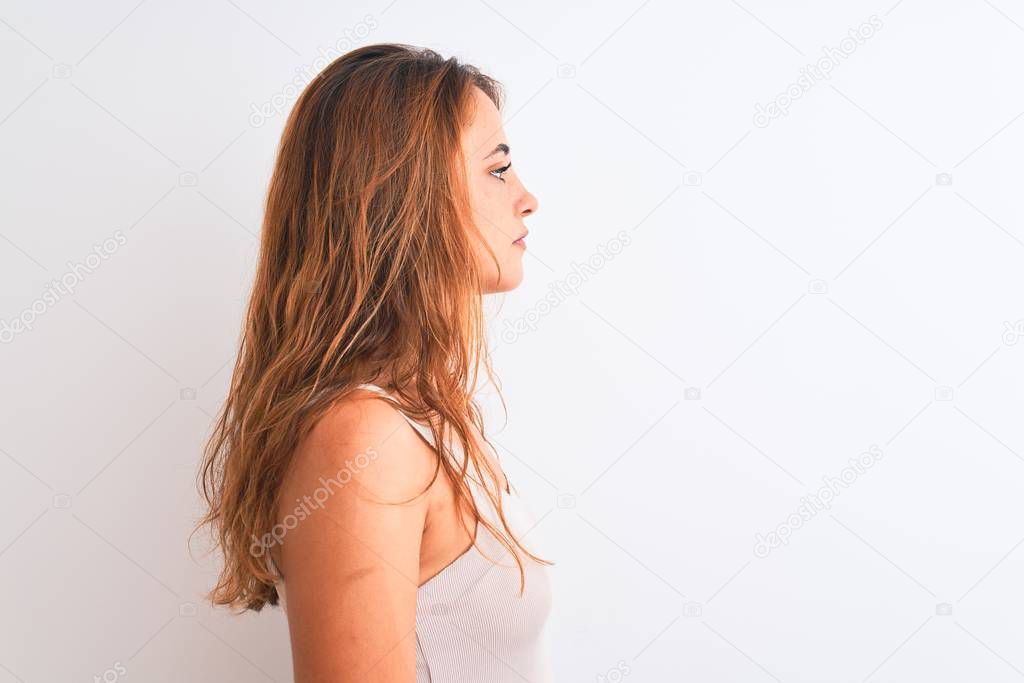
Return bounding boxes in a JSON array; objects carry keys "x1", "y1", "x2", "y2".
[{"x1": 484, "y1": 143, "x2": 510, "y2": 159}]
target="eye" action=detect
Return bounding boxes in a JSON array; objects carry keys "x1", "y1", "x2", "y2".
[{"x1": 489, "y1": 162, "x2": 512, "y2": 183}]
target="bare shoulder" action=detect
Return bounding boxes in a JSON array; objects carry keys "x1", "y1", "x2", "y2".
[
  {"x1": 290, "y1": 387, "x2": 439, "y2": 502},
  {"x1": 277, "y1": 388, "x2": 438, "y2": 679}
]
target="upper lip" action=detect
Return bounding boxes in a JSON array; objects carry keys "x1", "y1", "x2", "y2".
[{"x1": 514, "y1": 229, "x2": 529, "y2": 242}]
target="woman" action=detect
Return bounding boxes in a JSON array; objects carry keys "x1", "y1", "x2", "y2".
[{"x1": 197, "y1": 44, "x2": 552, "y2": 681}]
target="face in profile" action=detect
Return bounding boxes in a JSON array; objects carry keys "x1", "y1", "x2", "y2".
[{"x1": 460, "y1": 86, "x2": 539, "y2": 293}]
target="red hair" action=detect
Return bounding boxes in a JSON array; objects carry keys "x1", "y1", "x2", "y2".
[{"x1": 195, "y1": 43, "x2": 549, "y2": 611}]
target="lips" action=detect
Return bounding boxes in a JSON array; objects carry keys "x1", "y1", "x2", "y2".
[{"x1": 513, "y1": 229, "x2": 529, "y2": 244}]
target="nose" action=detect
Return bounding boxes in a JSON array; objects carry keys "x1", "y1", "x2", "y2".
[{"x1": 518, "y1": 184, "x2": 539, "y2": 218}]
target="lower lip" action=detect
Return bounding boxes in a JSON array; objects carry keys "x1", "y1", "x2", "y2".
[{"x1": 513, "y1": 238, "x2": 526, "y2": 249}]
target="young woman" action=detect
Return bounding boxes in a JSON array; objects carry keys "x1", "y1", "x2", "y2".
[{"x1": 197, "y1": 44, "x2": 552, "y2": 681}]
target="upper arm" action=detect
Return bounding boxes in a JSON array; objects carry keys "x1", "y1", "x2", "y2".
[{"x1": 276, "y1": 395, "x2": 437, "y2": 682}]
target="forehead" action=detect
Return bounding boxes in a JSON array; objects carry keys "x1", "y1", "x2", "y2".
[{"x1": 461, "y1": 86, "x2": 505, "y2": 157}]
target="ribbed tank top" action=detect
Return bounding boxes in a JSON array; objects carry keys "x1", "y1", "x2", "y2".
[{"x1": 271, "y1": 383, "x2": 555, "y2": 682}]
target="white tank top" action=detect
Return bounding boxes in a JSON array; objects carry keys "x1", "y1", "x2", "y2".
[{"x1": 272, "y1": 383, "x2": 555, "y2": 682}]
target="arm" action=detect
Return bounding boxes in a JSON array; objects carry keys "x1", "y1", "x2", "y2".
[{"x1": 276, "y1": 396, "x2": 436, "y2": 682}]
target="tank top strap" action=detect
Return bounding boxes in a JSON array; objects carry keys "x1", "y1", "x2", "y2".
[{"x1": 354, "y1": 383, "x2": 435, "y2": 443}]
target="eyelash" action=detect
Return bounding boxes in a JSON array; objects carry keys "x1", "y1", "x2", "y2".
[{"x1": 490, "y1": 162, "x2": 512, "y2": 183}]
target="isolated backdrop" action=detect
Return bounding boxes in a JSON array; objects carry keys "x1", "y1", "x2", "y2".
[{"x1": 2, "y1": 0, "x2": 1024, "y2": 681}]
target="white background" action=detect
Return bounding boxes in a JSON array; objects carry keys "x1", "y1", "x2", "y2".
[{"x1": 2, "y1": 1, "x2": 1024, "y2": 681}]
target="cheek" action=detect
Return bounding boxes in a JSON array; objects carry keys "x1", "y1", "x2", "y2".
[
  {"x1": 477, "y1": 187, "x2": 502, "y2": 223},
  {"x1": 476, "y1": 199, "x2": 507, "y2": 247},
  {"x1": 466, "y1": 176, "x2": 512, "y2": 254}
]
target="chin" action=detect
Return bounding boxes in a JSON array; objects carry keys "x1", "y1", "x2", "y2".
[
  {"x1": 485, "y1": 266, "x2": 524, "y2": 293},
  {"x1": 486, "y1": 278, "x2": 522, "y2": 294}
]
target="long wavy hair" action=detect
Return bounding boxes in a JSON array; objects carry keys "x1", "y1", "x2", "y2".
[{"x1": 195, "y1": 43, "x2": 549, "y2": 612}]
